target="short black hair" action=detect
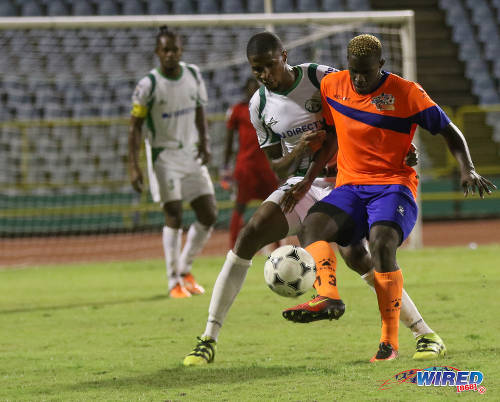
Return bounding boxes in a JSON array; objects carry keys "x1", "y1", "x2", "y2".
[
  {"x1": 156, "y1": 25, "x2": 179, "y2": 47},
  {"x1": 246, "y1": 31, "x2": 284, "y2": 58}
]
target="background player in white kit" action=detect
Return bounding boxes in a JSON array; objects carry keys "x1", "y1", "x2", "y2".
[
  {"x1": 128, "y1": 26, "x2": 217, "y2": 298},
  {"x1": 183, "y1": 31, "x2": 445, "y2": 365}
]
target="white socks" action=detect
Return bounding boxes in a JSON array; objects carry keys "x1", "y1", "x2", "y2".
[
  {"x1": 361, "y1": 268, "x2": 433, "y2": 338},
  {"x1": 203, "y1": 250, "x2": 251, "y2": 341},
  {"x1": 162, "y1": 226, "x2": 182, "y2": 291},
  {"x1": 179, "y1": 221, "x2": 213, "y2": 276}
]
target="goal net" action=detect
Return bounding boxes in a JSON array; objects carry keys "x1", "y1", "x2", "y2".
[{"x1": 0, "y1": 12, "x2": 418, "y2": 266}]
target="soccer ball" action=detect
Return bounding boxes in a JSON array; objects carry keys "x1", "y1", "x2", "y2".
[{"x1": 264, "y1": 245, "x2": 316, "y2": 297}]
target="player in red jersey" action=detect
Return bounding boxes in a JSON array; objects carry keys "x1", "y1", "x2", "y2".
[
  {"x1": 286, "y1": 34, "x2": 495, "y2": 362},
  {"x1": 222, "y1": 78, "x2": 279, "y2": 248}
]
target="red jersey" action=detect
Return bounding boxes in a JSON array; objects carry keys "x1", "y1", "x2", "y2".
[
  {"x1": 321, "y1": 71, "x2": 450, "y2": 198},
  {"x1": 226, "y1": 102, "x2": 274, "y2": 174}
]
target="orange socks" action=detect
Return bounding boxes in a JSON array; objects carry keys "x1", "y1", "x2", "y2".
[
  {"x1": 305, "y1": 241, "x2": 341, "y2": 300},
  {"x1": 374, "y1": 270, "x2": 403, "y2": 350}
]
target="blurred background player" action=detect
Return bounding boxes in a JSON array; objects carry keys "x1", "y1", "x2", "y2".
[
  {"x1": 295, "y1": 34, "x2": 496, "y2": 361},
  {"x1": 128, "y1": 26, "x2": 217, "y2": 298},
  {"x1": 183, "y1": 31, "x2": 445, "y2": 366},
  {"x1": 222, "y1": 77, "x2": 279, "y2": 249}
]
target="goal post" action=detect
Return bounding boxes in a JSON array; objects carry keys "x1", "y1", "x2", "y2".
[{"x1": 0, "y1": 11, "x2": 421, "y2": 266}]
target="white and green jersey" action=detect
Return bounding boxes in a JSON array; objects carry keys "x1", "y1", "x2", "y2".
[
  {"x1": 131, "y1": 62, "x2": 208, "y2": 163},
  {"x1": 249, "y1": 63, "x2": 337, "y2": 175}
]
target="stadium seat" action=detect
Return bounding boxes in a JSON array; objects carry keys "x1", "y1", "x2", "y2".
[
  {"x1": 72, "y1": 0, "x2": 94, "y2": 15},
  {"x1": 20, "y1": 0, "x2": 43, "y2": 16},
  {"x1": 322, "y1": 0, "x2": 344, "y2": 11},
  {"x1": 172, "y1": 0, "x2": 195, "y2": 14},
  {"x1": 346, "y1": 0, "x2": 370, "y2": 11},
  {"x1": 274, "y1": 0, "x2": 293, "y2": 12},
  {"x1": 247, "y1": 0, "x2": 264, "y2": 12},
  {"x1": 122, "y1": 0, "x2": 144, "y2": 15},
  {"x1": 0, "y1": 1, "x2": 17, "y2": 16},
  {"x1": 457, "y1": 38, "x2": 481, "y2": 62},
  {"x1": 96, "y1": 0, "x2": 119, "y2": 15},
  {"x1": 198, "y1": 0, "x2": 220, "y2": 14},
  {"x1": 147, "y1": 0, "x2": 169, "y2": 14},
  {"x1": 222, "y1": 0, "x2": 245, "y2": 13},
  {"x1": 297, "y1": 0, "x2": 319, "y2": 12},
  {"x1": 46, "y1": 0, "x2": 69, "y2": 16}
]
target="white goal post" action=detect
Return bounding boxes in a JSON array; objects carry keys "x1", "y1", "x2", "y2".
[{"x1": 0, "y1": 10, "x2": 421, "y2": 266}]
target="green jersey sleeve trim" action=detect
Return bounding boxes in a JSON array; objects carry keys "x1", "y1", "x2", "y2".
[
  {"x1": 307, "y1": 63, "x2": 321, "y2": 89},
  {"x1": 258, "y1": 86, "x2": 266, "y2": 119},
  {"x1": 147, "y1": 73, "x2": 156, "y2": 97},
  {"x1": 187, "y1": 65, "x2": 201, "y2": 85},
  {"x1": 152, "y1": 147, "x2": 165, "y2": 163}
]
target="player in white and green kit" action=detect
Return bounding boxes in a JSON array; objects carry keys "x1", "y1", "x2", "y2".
[
  {"x1": 129, "y1": 26, "x2": 217, "y2": 299},
  {"x1": 183, "y1": 31, "x2": 445, "y2": 365}
]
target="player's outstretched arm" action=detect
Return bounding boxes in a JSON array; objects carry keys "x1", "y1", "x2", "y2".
[
  {"x1": 128, "y1": 115, "x2": 145, "y2": 193},
  {"x1": 438, "y1": 123, "x2": 496, "y2": 198}
]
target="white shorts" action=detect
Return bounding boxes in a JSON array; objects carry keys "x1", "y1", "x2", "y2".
[
  {"x1": 146, "y1": 142, "x2": 215, "y2": 204},
  {"x1": 264, "y1": 176, "x2": 334, "y2": 236}
]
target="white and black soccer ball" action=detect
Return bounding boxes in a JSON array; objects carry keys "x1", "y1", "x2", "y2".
[{"x1": 264, "y1": 245, "x2": 316, "y2": 297}]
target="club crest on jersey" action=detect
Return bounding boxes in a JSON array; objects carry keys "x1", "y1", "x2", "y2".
[
  {"x1": 265, "y1": 116, "x2": 278, "y2": 127},
  {"x1": 371, "y1": 93, "x2": 395, "y2": 111},
  {"x1": 305, "y1": 98, "x2": 322, "y2": 113}
]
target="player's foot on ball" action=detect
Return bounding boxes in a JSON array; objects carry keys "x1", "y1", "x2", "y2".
[
  {"x1": 182, "y1": 273, "x2": 205, "y2": 295},
  {"x1": 183, "y1": 336, "x2": 216, "y2": 366},
  {"x1": 370, "y1": 343, "x2": 399, "y2": 362},
  {"x1": 413, "y1": 333, "x2": 447, "y2": 360},
  {"x1": 282, "y1": 295, "x2": 345, "y2": 323},
  {"x1": 169, "y1": 283, "x2": 191, "y2": 298}
]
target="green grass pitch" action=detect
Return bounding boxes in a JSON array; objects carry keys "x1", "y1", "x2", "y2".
[{"x1": 1, "y1": 245, "x2": 499, "y2": 401}]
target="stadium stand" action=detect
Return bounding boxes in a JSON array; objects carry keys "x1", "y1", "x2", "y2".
[{"x1": 0, "y1": 0, "x2": 498, "y2": 233}]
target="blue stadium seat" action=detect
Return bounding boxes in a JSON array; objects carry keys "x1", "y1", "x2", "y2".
[
  {"x1": 477, "y1": 21, "x2": 499, "y2": 44},
  {"x1": 0, "y1": 1, "x2": 17, "y2": 16},
  {"x1": 322, "y1": 0, "x2": 343, "y2": 11},
  {"x1": 147, "y1": 0, "x2": 169, "y2": 14},
  {"x1": 122, "y1": 0, "x2": 144, "y2": 15},
  {"x1": 297, "y1": 0, "x2": 318, "y2": 12},
  {"x1": 96, "y1": 0, "x2": 119, "y2": 15},
  {"x1": 222, "y1": 0, "x2": 245, "y2": 13},
  {"x1": 247, "y1": 0, "x2": 264, "y2": 12},
  {"x1": 483, "y1": 40, "x2": 500, "y2": 62},
  {"x1": 72, "y1": 0, "x2": 94, "y2": 15},
  {"x1": 47, "y1": 0, "x2": 69, "y2": 16},
  {"x1": 172, "y1": 0, "x2": 195, "y2": 14},
  {"x1": 274, "y1": 0, "x2": 293, "y2": 12},
  {"x1": 21, "y1": 0, "x2": 43, "y2": 16},
  {"x1": 346, "y1": 0, "x2": 370, "y2": 11},
  {"x1": 43, "y1": 102, "x2": 71, "y2": 119},
  {"x1": 457, "y1": 38, "x2": 481, "y2": 62},
  {"x1": 198, "y1": 0, "x2": 219, "y2": 13}
]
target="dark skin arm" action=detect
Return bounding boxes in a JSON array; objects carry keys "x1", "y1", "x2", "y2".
[
  {"x1": 263, "y1": 130, "x2": 326, "y2": 180},
  {"x1": 438, "y1": 122, "x2": 496, "y2": 198},
  {"x1": 128, "y1": 115, "x2": 145, "y2": 193},
  {"x1": 280, "y1": 127, "x2": 338, "y2": 213},
  {"x1": 195, "y1": 105, "x2": 211, "y2": 165}
]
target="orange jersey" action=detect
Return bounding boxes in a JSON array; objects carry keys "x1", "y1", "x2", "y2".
[{"x1": 321, "y1": 71, "x2": 450, "y2": 198}]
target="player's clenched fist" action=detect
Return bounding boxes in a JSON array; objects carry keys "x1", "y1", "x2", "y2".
[{"x1": 302, "y1": 129, "x2": 326, "y2": 153}]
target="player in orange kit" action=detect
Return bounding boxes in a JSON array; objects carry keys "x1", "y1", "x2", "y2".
[
  {"x1": 222, "y1": 78, "x2": 279, "y2": 248},
  {"x1": 287, "y1": 34, "x2": 495, "y2": 362}
]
